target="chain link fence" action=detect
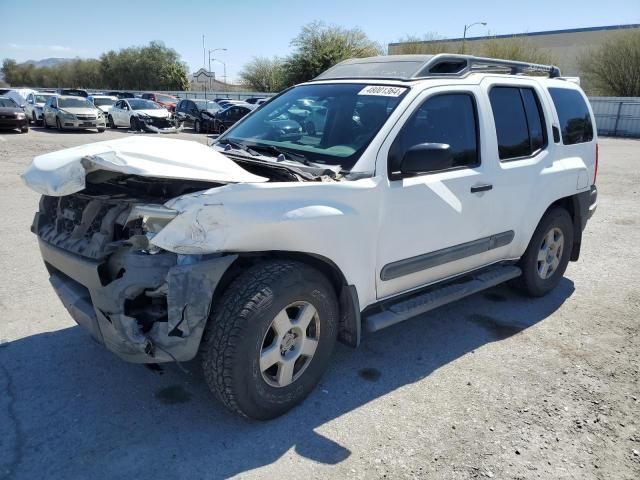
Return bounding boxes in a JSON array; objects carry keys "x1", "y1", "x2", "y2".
[{"x1": 589, "y1": 97, "x2": 640, "y2": 138}]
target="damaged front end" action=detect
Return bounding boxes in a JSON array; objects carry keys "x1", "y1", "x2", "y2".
[
  {"x1": 32, "y1": 176, "x2": 235, "y2": 363},
  {"x1": 137, "y1": 114, "x2": 182, "y2": 134}
]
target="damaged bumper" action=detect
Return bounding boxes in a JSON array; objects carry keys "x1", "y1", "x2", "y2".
[
  {"x1": 39, "y1": 238, "x2": 236, "y2": 363},
  {"x1": 139, "y1": 116, "x2": 181, "y2": 134}
]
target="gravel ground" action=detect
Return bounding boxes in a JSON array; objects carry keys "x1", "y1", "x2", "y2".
[{"x1": 0, "y1": 126, "x2": 638, "y2": 480}]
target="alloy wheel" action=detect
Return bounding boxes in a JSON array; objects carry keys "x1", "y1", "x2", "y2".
[
  {"x1": 259, "y1": 301, "x2": 320, "y2": 388},
  {"x1": 537, "y1": 227, "x2": 564, "y2": 279}
]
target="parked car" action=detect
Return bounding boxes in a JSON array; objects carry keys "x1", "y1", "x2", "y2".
[
  {"x1": 107, "y1": 98, "x2": 175, "y2": 132},
  {"x1": 141, "y1": 92, "x2": 178, "y2": 112},
  {"x1": 6, "y1": 88, "x2": 37, "y2": 108},
  {"x1": 106, "y1": 91, "x2": 137, "y2": 99},
  {"x1": 0, "y1": 96, "x2": 29, "y2": 133},
  {"x1": 24, "y1": 92, "x2": 57, "y2": 125},
  {"x1": 244, "y1": 97, "x2": 267, "y2": 105},
  {"x1": 42, "y1": 95, "x2": 106, "y2": 131},
  {"x1": 175, "y1": 98, "x2": 222, "y2": 133},
  {"x1": 22, "y1": 54, "x2": 598, "y2": 420},
  {"x1": 208, "y1": 105, "x2": 252, "y2": 133},
  {"x1": 56, "y1": 88, "x2": 89, "y2": 98},
  {"x1": 88, "y1": 95, "x2": 118, "y2": 115}
]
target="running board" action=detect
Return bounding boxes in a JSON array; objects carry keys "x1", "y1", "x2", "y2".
[{"x1": 364, "y1": 265, "x2": 522, "y2": 332}]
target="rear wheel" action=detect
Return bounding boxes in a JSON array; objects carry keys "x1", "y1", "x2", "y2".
[
  {"x1": 43, "y1": 115, "x2": 50, "y2": 129},
  {"x1": 194, "y1": 120, "x2": 201, "y2": 133},
  {"x1": 201, "y1": 260, "x2": 338, "y2": 420},
  {"x1": 513, "y1": 207, "x2": 574, "y2": 297}
]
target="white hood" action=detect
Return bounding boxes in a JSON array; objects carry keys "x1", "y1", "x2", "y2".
[
  {"x1": 136, "y1": 109, "x2": 169, "y2": 118},
  {"x1": 21, "y1": 136, "x2": 267, "y2": 196}
]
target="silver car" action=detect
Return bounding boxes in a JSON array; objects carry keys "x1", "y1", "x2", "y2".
[
  {"x1": 24, "y1": 92, "x2": 57, "y2": 125},
  {"x1": 43, "y1": 95, "x2": 106, "y2": 132}
]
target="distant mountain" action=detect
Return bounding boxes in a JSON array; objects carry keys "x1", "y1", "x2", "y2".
[{"x1": 22, "y1": 57, "x2": 73, "y2": 68}]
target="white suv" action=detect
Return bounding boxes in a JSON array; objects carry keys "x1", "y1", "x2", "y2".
[{"x1": 23, "y1": 54, "x2": 598, "y2": 419}]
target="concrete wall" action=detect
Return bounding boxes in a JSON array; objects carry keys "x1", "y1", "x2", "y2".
[{"x1": 388, "y1": 24, "x2": 640, "y2": 76}]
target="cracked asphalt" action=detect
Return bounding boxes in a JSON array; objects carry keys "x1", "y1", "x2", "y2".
[{"x1": 0, "y1": 127, "x2": 639, "y2": 479}]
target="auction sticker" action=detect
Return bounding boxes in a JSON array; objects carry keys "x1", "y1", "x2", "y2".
[{"x1": 358, "y1": 85, "x2": 406, "y2": 97}]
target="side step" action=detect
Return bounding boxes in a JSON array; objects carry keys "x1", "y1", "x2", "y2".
[{"x1": 364, "y1": 265, "x2": 522, "y2": 332}]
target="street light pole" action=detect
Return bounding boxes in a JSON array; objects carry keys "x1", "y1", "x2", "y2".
[
  {"x1": 208, "y1": 48, "x2": 227, "y2": 90},
  {"x1": 462, "y1": 21, "x2": 487, "y2": 54}
]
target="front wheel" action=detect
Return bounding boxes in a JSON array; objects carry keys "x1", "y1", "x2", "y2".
[
  {"x1": 201, "y1": 260, "x2": 338, "y2": 420},
  {"x1": 130, "y1": 117, "x2": 139, "y2": 131},
  {"x1": 513, "y1": 207, "x2": 574, "y2": 297},
  {"x1": 108, "y1": 115, "x2": 117, "y2": 129},
  {"x1": 194, "y1": 119, "x2": 201, "y2": 133}
]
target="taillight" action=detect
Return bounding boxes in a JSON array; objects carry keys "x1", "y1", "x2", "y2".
[{"x1": 594, "y1": 143, "x2": 599, "y2": 184}]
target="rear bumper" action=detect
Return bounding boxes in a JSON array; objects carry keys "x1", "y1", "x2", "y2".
[{"x1": 39, "y1": 238, "x2": 236, "y2": 363}]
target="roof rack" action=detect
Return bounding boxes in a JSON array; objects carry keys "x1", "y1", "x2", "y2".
[{"x1": 314, "y1": 54, "x2": 562, "y2": 82}]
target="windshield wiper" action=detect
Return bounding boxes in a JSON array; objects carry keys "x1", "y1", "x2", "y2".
[
  {"x1": 217, "y1": 138, "x2": 259, "y2": 156},
  {"x1": 246, "y1": 144, "x2": 310, "y2": 165}
]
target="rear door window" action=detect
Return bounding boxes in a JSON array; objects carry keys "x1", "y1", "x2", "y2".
[
  {"x1": 548, "y1": 87, "x2": 594, "y2": 145},
  {"x1": 489, "y1": 86, "x2": 547, "y2": 161}
]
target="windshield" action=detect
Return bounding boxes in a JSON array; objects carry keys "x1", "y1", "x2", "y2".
[
  {"x1": 129, "y1": 99, "x2": 161, "y2": 110},
  {"x1": 35, "y1": 94, "x2": 53, "y2": 103},
  {"x1": 58, "y1": 97, "x2": 92, "y2": 108},
  {"x1": 193, "y1": 99, "x2": 220, "y2": 110},
  {"x1": 156, "y1": 94, "x2": 177, "y2": 103},
  {"x1": 221, "y1": 83, "x2": 408, "y2": 170},
  {"x1": 0, "y1": 98, "x2": 18, "y2": 108},
  {"x1": 93, "y1": 97, "x2": 116, "y2": 107}
]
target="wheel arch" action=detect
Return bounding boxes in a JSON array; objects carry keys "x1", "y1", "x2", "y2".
[
  {"x1": 211, "y1": 251, "x2": 362, "y2": 348},
  {"x1": 538, "y1": 192, "x2": 587, "y2": 262}
]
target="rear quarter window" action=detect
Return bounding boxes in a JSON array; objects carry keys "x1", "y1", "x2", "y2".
[{"x1": 548, "y1": 87, "x2": 594, "y2": 145}]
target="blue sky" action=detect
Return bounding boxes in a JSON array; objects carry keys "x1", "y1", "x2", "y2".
[{"x1": 1, "y1": 0, "x2": 639, "y2": 82}]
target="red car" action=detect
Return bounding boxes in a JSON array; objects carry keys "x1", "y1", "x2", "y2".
[{"x1": 141, "y1": 92, "x2": 178, "y2": 112}]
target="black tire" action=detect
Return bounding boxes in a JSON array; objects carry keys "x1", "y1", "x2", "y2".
[
  {"x1": 218, "y1": 124, "x2": 226, "y2": 134},
  {"x1": 55, "y1": 117, "x2": 62, "y2": 130},
  {"x1": 513, "y1": 207, "x2": 574, "y2": 297},
  {"x1": 43, "y1": 115, "x2": 50, "y2": 129},
  {"x1": 194, "y1": 120, "x2": 201, "y2": 133},
  {"x1": 108, "y1": 115, "x2": 117, "y2": 129},
  {"x1": 97, "y1": 127, "x2": 105, "y2": 133},
  {"x1": 31, "y1": 112, "x2": 36, "y2": 124},
  {"x1": 201, "y1": 260, "x2": 339, "y2": 420},
  {"x1": 130, "y1": 117, "x2": 139, "y2": 131},
  {"x1": 20, "y1": 124, "x2": 29, "y2": 133}
]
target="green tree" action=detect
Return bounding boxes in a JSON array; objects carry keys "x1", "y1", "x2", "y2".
[
  {"x1": 579, "y1": 31, "x2": 640, "y2": 96},
  {"x1": 283, "y1": 21, "x2": 382, "y2": 86},
  {"x1": 390, "y1": 34, "x2": 451, "y2": 55},
  {"x1": 240, "y1": 56, "x2": 286, "y2": 92}
]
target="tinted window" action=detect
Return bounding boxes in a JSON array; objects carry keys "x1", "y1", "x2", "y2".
[
  {"x1": 521, "y1": 89, "x2": 546, "y2": 152},
  {"x1": 490, "y1": 87, "x2": 530, "y2": 160},
  {"x1": 389, "y1": 93, "x2": 479, "y2": 175},
  {"x1": 490, "y1": 86, "x2": 547, "y2": 160},
  {"x1": 548, "y1": 87, "x2": 593, "y2": 145}
]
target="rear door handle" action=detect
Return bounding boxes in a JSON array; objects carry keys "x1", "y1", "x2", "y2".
[{"x1": 471, "y1": 183, "x2": 493, "y2": 193}]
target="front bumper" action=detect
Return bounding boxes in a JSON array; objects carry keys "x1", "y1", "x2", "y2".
[
  {"x1": 60, "y1": 117, "x2": 106, "y2": 130},
  {"x1": 39, "y1": 238, "x2": 236, "y2": 363},
  {"x1": 0, "y1": 116, "x2": 28, "y2": 128}
]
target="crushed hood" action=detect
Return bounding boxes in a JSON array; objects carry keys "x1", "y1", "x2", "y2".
[{"x1": 21, "y1": 136, "x2": 268, "y2": 196}]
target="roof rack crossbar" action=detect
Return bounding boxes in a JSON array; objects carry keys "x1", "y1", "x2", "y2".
[{"x1": 413, "y1": 54, "x2": 561, "y2": 79}]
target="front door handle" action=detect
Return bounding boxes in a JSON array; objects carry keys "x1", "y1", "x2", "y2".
[{"x1": 471, "y1": 183, "x2": 493, "y2": 193}]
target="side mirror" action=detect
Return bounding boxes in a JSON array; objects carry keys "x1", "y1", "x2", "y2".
[
  {"x1": 400, "y1": 143, "x2": 453, "y2": 175},
  {"x1": 20, "y1": 104, "x2": 26, "y2": 109}
]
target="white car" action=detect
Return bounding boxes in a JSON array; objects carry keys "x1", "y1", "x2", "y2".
[
  {"x1": 24, "y1": 92, "x2": 57, "y2": 125},
  {"x1": 107, "y1": 98, "x2": 175, "y2": 132},
  {"x1": 87, "y1": 95, "x2": 118, "y2": 116},
  {"x1": 23, "y1": 54, "x2": 598, "y2": 420}
]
